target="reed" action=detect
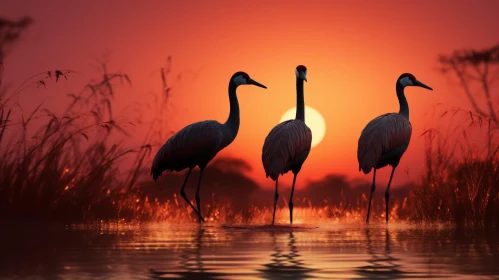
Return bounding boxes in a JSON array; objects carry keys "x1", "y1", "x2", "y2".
[
  {"x1": 0, "y1": 65, "x2": 153, "y2": 223},
  {"x1": 413, "y1": 110, "x2": 499, "y2": 228}
]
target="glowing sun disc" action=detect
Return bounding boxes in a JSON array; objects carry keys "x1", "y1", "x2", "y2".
[{"x1": 279, "y1": 106, "x2": 326, "y2": 148}]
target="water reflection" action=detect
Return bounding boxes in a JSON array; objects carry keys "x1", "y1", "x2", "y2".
[
  {"x1": 0, "y1": 224, "x2": 498, "y2": 279},
  {"x1": 149, "y1": 227, "x2": 226, "y2": 279},
  {"x1": 259, "y1": 231, "x2": 316, "y2": 279},
  {"x1": 355, "y1": 229, "x2": 403, "y2": 279},
  {"x1": 354, "y1": 228, "x2": 450, "y2": 279}
]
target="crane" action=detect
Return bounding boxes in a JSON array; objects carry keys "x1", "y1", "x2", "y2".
[
  {"x1": 151, "y1": 71, "x2": 267, "y2": 223},
  {"x1": 357, "y1": 73, "x2": 432, "y2": 225},
  {"x1": 262, "y1": 65, "x2": 312, "y2": 225}
]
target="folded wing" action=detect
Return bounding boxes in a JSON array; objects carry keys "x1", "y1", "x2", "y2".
[
  {"x1": 151, "y1": 120, "x2": 224, "y2": 180},
  {"x1": 357, "y1": 113, "x2": 412, "y2": 174},
  {"x1": 262, "y1": 120, "x2": 312, "y2": 180}
]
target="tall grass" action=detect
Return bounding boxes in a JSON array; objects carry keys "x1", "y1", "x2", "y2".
[
  {"x1": 413, "y1": 112, "x2": 499, "y2": 228},
  {"x1": 0, "y1": 66, "x2": 155, "y2": 223}
]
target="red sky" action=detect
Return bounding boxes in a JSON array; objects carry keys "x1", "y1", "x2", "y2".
[{"x1": 1, "y1": 0, "x2": 499, "y2": 190}]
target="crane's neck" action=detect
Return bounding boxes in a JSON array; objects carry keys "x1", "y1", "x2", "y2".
[
  {"x1": 223, "y1": 81, "x2": 240, "y2": 146},
  {"x1": 396, "y1": 83, "x2": 409, "y2": 120},
  {"x1": 295, "y1": 78, "x2": 305, "y2": 122}
]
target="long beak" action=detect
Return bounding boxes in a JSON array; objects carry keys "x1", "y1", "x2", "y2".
[
  {"x1": 414, "y1": 80, "x2": 433, "y2": 90},
  {"x1": 300, "y1": 72, "x2": 308, "y2": 82},
  {"x1": 248, "y1": 78, "x2": 267, "y2": 89}
]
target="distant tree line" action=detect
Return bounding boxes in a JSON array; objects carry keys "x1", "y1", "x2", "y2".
[{"x1": 0, "y1": 16, "x2": 33, "y2": 90}]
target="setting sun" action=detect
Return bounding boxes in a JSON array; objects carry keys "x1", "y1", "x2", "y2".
[{"x1": 280, "y1": 106, "x2": 326, "y2": 148}]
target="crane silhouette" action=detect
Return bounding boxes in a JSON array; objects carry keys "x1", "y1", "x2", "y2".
[
  {"x1": 262, "y1": 65, "x2": 312, "y2": 225},
  {"x1": 357, "y1": 73, "x2": 432, "y2": 225},
  {"x1": 151, "y1": 71, "x2": 267, "y2": 223}
]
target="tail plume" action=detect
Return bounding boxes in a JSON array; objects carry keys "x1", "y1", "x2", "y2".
[
  {"x1": 359, "y1": 151, "x2": 375, "y2": 174},
  {"x1": 151, "y1": 166, "x2": 163, "y2": 182},
  {"x1": 265, "y1": 160, "x2": 285, "y2": 181}
]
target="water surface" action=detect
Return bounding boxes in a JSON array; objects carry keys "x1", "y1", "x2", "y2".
[{"x1": 1, "y1": 223, "x2": 498, "y2": 279}]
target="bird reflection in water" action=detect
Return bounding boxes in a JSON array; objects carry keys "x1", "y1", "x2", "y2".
[
  {"x1": 355, "y1": 228, "x2": 435, "y2": 279},
  {"x1": 259, "y1": 231, "x2": 316, "y2": 280},
  {"x1": 148, "y1": 228, "x2": 225, "y2": 280}
]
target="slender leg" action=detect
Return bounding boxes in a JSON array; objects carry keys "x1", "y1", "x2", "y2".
[
  {"x1": 289, "y1": 173, "x2": 298, "y2": 224},
  {"x1": 272, "y1": 178, "x2": 279, "y2": 225},
  {"x1": 180, "y1": 168, "x2": 203, "y2": 221},
  {"x1": 195, "y1": 168, "x2": 206, "y2": 223},
  {"x1": 385, "y1": 167, "x2": 396, "y2": 225},
  {"x1": 366, "y1": 169, "x2": 376, "y2": 225}
]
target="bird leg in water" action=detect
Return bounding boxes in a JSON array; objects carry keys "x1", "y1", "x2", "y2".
[
  {"x1": 366, "y1": 169, "x2": 377, "y2": 225},
  {"x1": 289, "y1": 173, "x2": 297, "y2": 224},
  {"x1": 195, "y1": 169, "x2": 206, "y2": 223},
  {"x1": 180, "y1": 168, "x2": 204, "y2": 222},
  {"x1": 385, "y1": 167, "x2": 396, "y2": 225},
  {"x1": 272, "y1": 178, "x2": 279, "y2": 225}
]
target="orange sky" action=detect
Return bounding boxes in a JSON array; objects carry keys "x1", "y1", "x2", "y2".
[{"x1": 2, "y1": 0, "x2": 499, "y2": 190}]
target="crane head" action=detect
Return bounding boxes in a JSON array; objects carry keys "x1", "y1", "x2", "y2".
[
  {"x1": 295, "y1": 65, "x2": 308, "y2": 82},
  {"x1": 397, "y1": 73, "x2": 433, "y2": 91},
  {"x1": 231, "y1": 71, "x2": 267, "y2": 89}
]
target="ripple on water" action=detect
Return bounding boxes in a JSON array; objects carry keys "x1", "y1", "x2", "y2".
[{"x1": 0, "y1": 223, "x2": 498, "y2": 279}]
